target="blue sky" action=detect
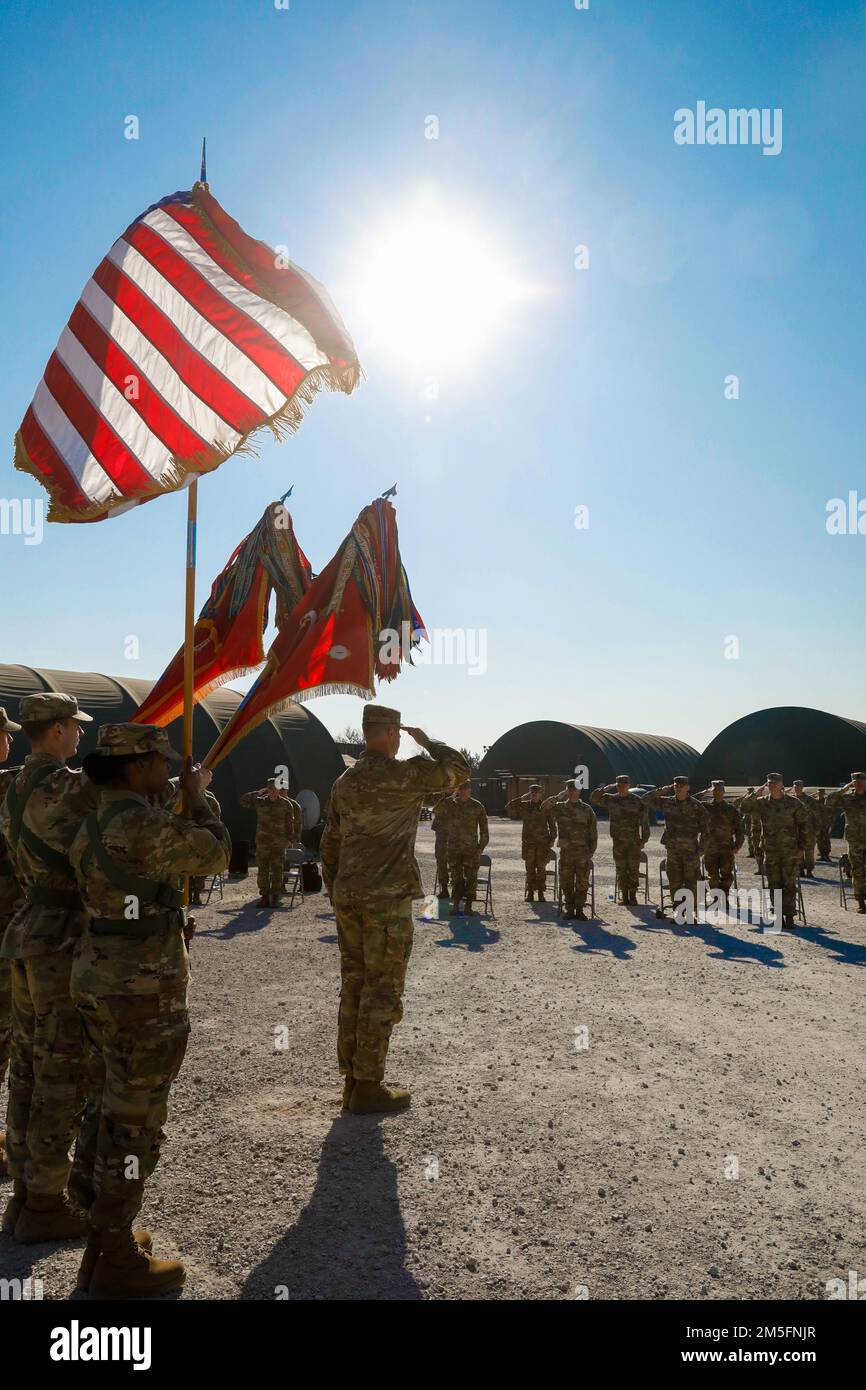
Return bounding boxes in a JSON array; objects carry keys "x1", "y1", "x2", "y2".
[{"x1": 1, "y1": 0, "x2": 864, "y2": 757}]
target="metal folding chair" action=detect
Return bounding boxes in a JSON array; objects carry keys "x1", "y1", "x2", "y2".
[
  {"x1": 284, "y1": 848, "x2": 306, "y2": 908},
  {"x1": 557, "y1": 861, "x2": 595, "y2": 917},
  {"x1": 614, "y1": 849, "x2": 649, "y2": 904},
  {"x1": 476, "y1": 853, "x2": 494, "y2": 915},
  {"x1": 202, "y1": 872, "x2": 225, "y2": 905},
  {"x1": 526, "y1": 852, "x2": 558, "y2": 903},
  {"x1": 839, "y1": 859, "x2": 848, "y2": 911},
  {"x1": 759, "y1": 869, "x2": 806, "y2": 925}
]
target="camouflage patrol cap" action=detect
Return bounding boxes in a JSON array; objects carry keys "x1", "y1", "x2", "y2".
[
  {"x1": 711, "y1": 780, "x2": 725, "y2": 788},
  {"x1": 88, "y1": 723, "x2": 181, "y2": 761},
  {"x1": 615, "y1": 774, "x2": 630, "y2": 784},
  {"x1": 852, "y1": 771, "x2": 866, "y2": 781},
  {"x1": 19, "y1": 692, "x2": 92, "y2": 724},
  {"x1": 529, "y1": 783, "x2": 541, "y2": 792},
  {"x1": 792, "y1": 779, "x2": 804, "y2": 788},
  {"x1": 767, "y1": 772, "x2": 783, "y2": 783},
  {"x1": 0, "y1": 707, "x2": 21, "y2": 733},
  {"x1": 673, "y1": 775, "x2": 690, "y2": 785},
  {"x1": 362, "y1": 703, "x2": 401, "y2": 728}
]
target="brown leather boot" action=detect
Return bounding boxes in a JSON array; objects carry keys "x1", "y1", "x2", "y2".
[
  {"x1": 89, "y1": 1228, "x2": 186, "y2": 1299},
  {"x1": 75, "y1": 1230, "x2": 154, "y2": 1293},
  {"x1": 2, "y1": 1179, "x2": 26, "y2": 1234},
  {"x1": 349, "y1": 1081, "x2": 411, "y2": 1115},
  {"x1": 341, "y1": 1075, "x2": 355, "y2": 1108},
  {"x1": 14, "y1": 1191, "x2": 88, "y2": 1243}
]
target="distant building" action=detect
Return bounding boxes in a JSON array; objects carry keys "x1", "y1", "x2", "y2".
[{"x1": 692, "y1": 706, "x2": 866, "y2": 790}]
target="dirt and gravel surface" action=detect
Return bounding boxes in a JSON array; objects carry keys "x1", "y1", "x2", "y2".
[{"x1": 2, "y1": 818, "x2": 865, "y2": 1302}]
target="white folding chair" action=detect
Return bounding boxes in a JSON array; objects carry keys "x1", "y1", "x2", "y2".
[{"x1": 284, "y1": 848, "x2": 306, "y2": 908}]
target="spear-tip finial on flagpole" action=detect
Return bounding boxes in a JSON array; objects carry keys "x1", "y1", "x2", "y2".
[
  {"x1": 381, "y1": 483, "x2": 397, "y2": 499},
  {"x1": 195, "y1": 137, "x2": 210, "y2": 192}
]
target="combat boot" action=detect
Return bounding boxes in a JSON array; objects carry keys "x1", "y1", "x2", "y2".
[
  {"x1": 89, "y1": 1228, "x2": 185, "y2": 1299},
  {"x1": 257, "y1": 895, "x2": 270, "y2": 908},
  {"x1": 0, "y1": 1130, "x2": 7, "y2": 1180},
  {"x1": 526, "y1": 890, "x2": 535, "y2": 902},
  {"x1": 2, "y1": 1179, "x2": 26, "y2": 1234},
  {"x1": 574, "y1": 907, "x2": 588, "y2": 921},
  {"x1": 857, "y1": 896, "x2": 866, "y2": 914},
  {"x1": 341, "y1": 1075, "x2": 355, "y2": 1107},
  {"x1": 75, "y1": 1230, "x2": 153, "y2": 1293},
  {"x1": 449, "y1": 902, "x2": 460, "y2": 916},
  {"x1": 349, "y1": 1081, "x2": 411, "y2": 1115},
  {"x1": 14, "y1": 1191, "x2": 88, "y2": 1243},
  {"x1": 537, "y1": 891, "x2": 546, "y2": 902}
]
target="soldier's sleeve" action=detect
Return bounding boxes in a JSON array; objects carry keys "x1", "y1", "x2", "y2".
[
  {"x1": 292, "y1": 798, "x2": 303, "y2": 841},
  {"x1": 478, "y1": 806, "x2": 489, "y2": 852},
  {"x1": 588, "y1": 806, "x2": 598, "y2": 855},
  {"x1": 589, "y1": 787, "x2": 611, "y2": 808},
  {"x1": 239, "y1": 790, "x2": 259, "y2": 808},
  {"x1": 153, "y1": 801, "x2": 231, "y2": 876},
  {"x1": 504, "y1": 798, "x2": 523, "y2": 818},
  {"x1": 642, "y1": 788, "x2": 662, "y2": 811},
  {"x1": 320, "y1": 791, "x2": 341, "y2": 892},
  {"x1": 698, "y1": 801, "x2": 711, "y2": 833},
  {"x1": 794, "y1": 801, "x2": 809, "y2": 851},
  {"x1": 639, "y1": 801, "x2": 650, "y2": 842},
  {"x1": 406, "y1": 741, "x2": 470, "y2": 793},
  {"x1": 732, "y1": 805, "x2": 745, "y2": 849},
  {"x1": 825, "y1": 789, "x2": 846, "y2": 810},
  {"x1": 739, "y1": 792, "x2": 760, "y2": 812}
]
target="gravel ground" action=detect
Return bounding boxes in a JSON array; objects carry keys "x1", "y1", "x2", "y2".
[{"x1": 2, "y1": 818, "x2": 865, "y2": 1302}]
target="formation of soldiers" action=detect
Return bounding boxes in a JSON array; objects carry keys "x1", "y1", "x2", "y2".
[{"x1": 2, "y1": 686, "x2": 865, "y2": 1303}]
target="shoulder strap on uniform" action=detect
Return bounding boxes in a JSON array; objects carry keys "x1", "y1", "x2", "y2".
[
  {"x1": 5, "y1": 762, "x2": 73, "y2": 873},
  {"x1": 83, "y1": 799, "x2": 182, "y2": 909}
]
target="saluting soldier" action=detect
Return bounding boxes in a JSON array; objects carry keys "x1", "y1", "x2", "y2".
[
  {"x1": 320, "y1": 705, "x2": 468, "y2": 1115},
  {"x1": 68, "y1": 723, "x2": 230, "y2": 1298},
  {"x1": 814, "y1": 789, "x2": 835, "y2": 863},
  {"x1": 240, "y1": 777, "x2": 302, "y2": 907},
  {"x1": 696, "y1": 781, "x2": 744, "y2": 903},
  {"x1": 446, "y1": 781, "x2": 489, "y2": 916},
  {"x1": 0, "y1": 707, "x2": 25, "y2": 1181},
  {"x1": 740, "y1": 775, "x2": 809, "y2": 928},
  {"x1": 506, "y1": 784, "x2": 555, "y2": 902},
  {"x1": 0, "y1": 692, "x2": 95, "y2": 1243},
  {"x1": 789, "y1": 781, "x2": 819, "y2": 878},
  {"x1": 644, "y1": 777, "x2": 710, "y2": 924},
  {"x1": 826, "y1": 773, "x2": 866, "y2": 913},
  {"x1": 431, "y1": 791, "x2": 455, "y2": 898},
  {"x1": 590, "y1": 776, "x2": 650, "y2": 905},
  {"x1": 542, "y1": 781, "x2": 597, "y2": 919}
]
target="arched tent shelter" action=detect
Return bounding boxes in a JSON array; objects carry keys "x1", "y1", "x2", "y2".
[
  {"x1": 0, "y1": 664, "x2": 344, "y2": 845},
  {"x1": 476, "y1": 720, "x2": 699, "y2": 813},
  {"x1": 692, "y1": 706, "x2": 866, "y2": 791}
]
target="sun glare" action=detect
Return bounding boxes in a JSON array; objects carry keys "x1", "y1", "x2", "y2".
[{"x1": 354, "y1": 206, "x2": 524, "y2": 373}]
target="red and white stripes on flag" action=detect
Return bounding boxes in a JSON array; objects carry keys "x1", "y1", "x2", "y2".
[{"x1": 15, "y1": 185, "x2": 360, "y2": 522}]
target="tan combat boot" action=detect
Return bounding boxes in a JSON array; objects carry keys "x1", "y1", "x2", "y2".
[
  {"x1": 75, "y1": 1230, "x2": 154, "y2": 1293},
  {"x1": 526, "y1": 889, "x2": 535, "y2": 902},
  {"x1": 89, "y1": 1228, "x2": 185, "y2": 1299},
  {"x1": 349, "y1": 1081, "x2": 411, "y2": 1115},
  {"x1": 14, "y1": 1191, "x2": 88, "y2": 1243},
  {"x1": 2, "y1": 1179, "x2": 26, "y2": 1234}
]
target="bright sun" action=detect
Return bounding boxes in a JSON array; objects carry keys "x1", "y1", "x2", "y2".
[{"x1": 354, "y1": 205, "x2": 524, "y2": 373}]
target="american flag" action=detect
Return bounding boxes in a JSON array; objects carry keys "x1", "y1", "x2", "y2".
[{"x1": 14, "y1": 185, "x2": 360, "y2": 522}]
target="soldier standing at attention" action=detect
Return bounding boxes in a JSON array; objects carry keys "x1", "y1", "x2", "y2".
[
  {"x1": 320, "y1": 705, "x2": 468, "y2": 1115},
  {"x1": 790, "y1": 780, "x2": 819, "y2": 878},
  {"x1": 696, "y1": 781, "x2": 744, "y2": 905},
  {"x1": 739, "y1": 788, "x2": 760, "y2": 862},
  {"x1": 506, "y1": 784, "x2": 555, "y2": 902},
  {"x1": 0, "y1": 692, "x2": 95, "y2": 1243},
  {"x1": 740, "y1": 775, "x2": 809, "y2": 928},
  {"x1": 446, "y1": 781, "x2": 489, "y2": 916},
  {"x1": 543, "y1": 781, "x2": 598, "y2": 920},
  {"x1": 240, "y1": 777, "x2": 302, "y2": 907},
  {"x1": 644, "y1": 777, "x2": 710, "y2": 924},
  {"x1": 826, "y1": 773, "x2": 866, "y2": 913},
  {"x1": 68, "y1": 724, "x2": 230, "y2": 1297},
  {"x1": 431, "y1": 790, "x2": 455, "y2": 898},
  {"x1": 0, "y1": 708, "x2": 25, "y2": 1180},
  {"x1": 814, "y1": 788, "x2": 834, "y2": 863},
  {"x1": 590, "y1": 776, "x2": 650, "y2": 905}
]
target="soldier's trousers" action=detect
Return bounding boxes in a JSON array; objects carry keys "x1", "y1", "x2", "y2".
[
  {"x1": 524, "y1": 845, "x2": 550, "y2": 895},
  {"x1": 434, "y1": 837, "x2": 450, "y2": 894},
  {"x1": 613, "y1": 841, "x2": 641, "y2": 899},
  {"x1": 5, "y1": 952, "x2": 86, "y2": 1195},
  {"x1": 72, "y1": 987, "x2": 190, "y2": 1233},
  {"x1": 847, "y1": 843, "x2": 866, "y2": 897},
  {"x1": 0, "y1": 956, "x2": 10, "y2": 1092},
  {"x1": 703, "y1": 848, "x2": 735, "y2": 895},
  {"x1": 816, "y1": 827, "x2": 832, "y2": 861},
  {"x1": 746, "y1": 829, "x2": 759, "y2": 857},
  {"x1": 449, "y1": 851, "x2": 480, "y2": 904},
  {"x1": 559, "y1": 850, "x2": 591, "y2": 912},
  {"x1": 665, "y1": 847, "x2": 701, "y2": 922},
  {"x1": 335, "y1": 897, "x2": 413, "y2": 1083},
  {"x1": 257, "y1": 849, "x2": 285, "y2": 898},
  {"x1": 763, "y1": 850, "x2": 800, "y2": 919},
  {"x1": 800, "y1": 834, "x2": 816, "y2": 874}
]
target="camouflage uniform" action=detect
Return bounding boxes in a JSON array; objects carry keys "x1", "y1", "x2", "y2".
[
  {"x1": 505, "y1": 794, "x2": 555, "y2": 897},
  {"x1": 240, "y1": 787, "x2": 301, "y2": 902},
  {"x1": 189, "y1": 789, "x2": 223, "y2": 902},
  {"x1": 739, "y1": 787, "x2": 809, "y2": 920},
  {"x1": 643, "y1": 787, "x2": 710, "y2": 919},
  {"x1": 814, "y1": 795, "x2": 835, "y2": 862},
  {"x1": 589, "y1": 785, "x2": 650, "y2": 902},
  {"x1": 68, "y1": 725, "x2": 230, "y2": 1237},
  {"x1": 791, "y1": 789, "x2": 819, "y2": 875},
  {"x1": 701, "y1": 797, "x2": 744, "y2": 895},
  {"x1": 320, "y1": 709, "x2": 467, "y2": 1087},
  {"x1": 0, "y1": 695, "x2": 96, "y2": 1201},
  {"x1": 0, "y1": 708, "x2": 25, "y2": 1175},
  {"x1": 542, "y1": 794, "x2": 597, "y2": 914},
  {"x1": 738, "y1": 791, "x2": 762, "y2": 862},
  {"x1": 431, "y1": 792, "x2": 455, "y2": 896},
  {"x1": 826, "y1": 782, "x2": 866, "y2": 905},
  {"x1": 446, "y1": 796, "x2": 489, "y2": 907}
]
